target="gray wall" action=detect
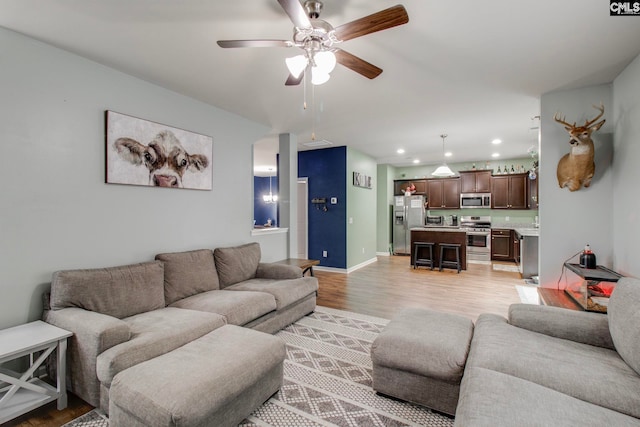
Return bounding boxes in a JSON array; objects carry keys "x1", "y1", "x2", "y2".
[
  {"x1": 0, "y1": 28, "x2": 284, "y2": 329},
  {"x1": 539, "y1": 84, "x2": 614, "y2": 287},
  {"x1": 612, "y1": 54, "x2": 640, "y2": 278}
]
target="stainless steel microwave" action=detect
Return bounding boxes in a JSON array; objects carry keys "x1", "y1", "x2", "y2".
[{"x1": 460, "y1": 193, "x2": 491, "y2": 209}]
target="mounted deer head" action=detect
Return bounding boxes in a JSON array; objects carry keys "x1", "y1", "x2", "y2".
[{"x1": 554, "y1": 104, "x2": 605, "y2": 192}]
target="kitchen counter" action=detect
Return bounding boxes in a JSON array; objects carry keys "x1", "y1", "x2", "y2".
[
  {"x1": 514, "y1": 228, "x2": 539, "y2": 237},
  {"x1": 410, "y1": 228, "x2": 467, "y2": 270}
]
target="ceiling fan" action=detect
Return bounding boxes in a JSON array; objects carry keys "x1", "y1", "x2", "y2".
[{"x1": 217, "y1": 0, "x2": 409, "y2": 86}]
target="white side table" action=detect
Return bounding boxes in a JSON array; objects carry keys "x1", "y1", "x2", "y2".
[{"x1": 0, "y1": 320, "x2": 73, "y2": 424}]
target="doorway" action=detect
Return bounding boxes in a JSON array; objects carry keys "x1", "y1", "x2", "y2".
[{"x1": 297, "y1": 178, "x2": 308, "y2": 259}]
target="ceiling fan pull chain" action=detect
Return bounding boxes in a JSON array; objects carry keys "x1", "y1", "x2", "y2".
[
  {"x1": 311, "y1": 82, "x2": 316, "y2": 141},
  {"x1": 303, "y1": 67, "x2": 308, "y2": 110}
]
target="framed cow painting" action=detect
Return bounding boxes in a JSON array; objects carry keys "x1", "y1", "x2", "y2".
[{"x1": 106, "y1": 111, "x2": 213, "y2": 190}]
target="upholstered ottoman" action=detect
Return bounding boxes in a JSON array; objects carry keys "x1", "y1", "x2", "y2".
[
  {"x1": 371, "y1": 308, "x2": 474, "y2": 416},
  {"x1": 109, "y1": 325, "x2": 286, "y2": 427}
]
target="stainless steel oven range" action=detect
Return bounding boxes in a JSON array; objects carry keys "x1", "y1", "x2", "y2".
[{"x1": 460, "y1": 215, "x2": 491, "y2": 263}]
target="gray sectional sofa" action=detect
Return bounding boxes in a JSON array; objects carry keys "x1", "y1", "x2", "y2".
[
  {"x1": 372, "y1": 277, "x2": 640, "y2": 426},
  {"x1": 455, "y1": 276, "x2": 640, "y2": 426},
  {"x1": 43, "y1": 242, "x2": 318, "y2": 413}
]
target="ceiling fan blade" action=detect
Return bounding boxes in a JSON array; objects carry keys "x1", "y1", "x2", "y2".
[
  {"x1": 217, "y1": 40, "x2": 293, "y2": 48},
  {"x1": 335, "y1": 49, "x2": 383, "y2": 79},
  {"x1": 277, "y1": 0, "x2": 312, "y2": 29},
  {"x1": 333, "y1": 4, "x2": 409, "y2": 42},
  {"x1": 285, "y1": 72, "x2": 304, "y2": 86}
]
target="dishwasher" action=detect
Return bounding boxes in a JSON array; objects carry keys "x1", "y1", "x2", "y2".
[{"x1": 517, "y1": 231, "x2": 539, "y2": 279}]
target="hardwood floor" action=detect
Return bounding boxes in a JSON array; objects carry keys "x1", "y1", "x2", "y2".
[
  {"x1": 7, "y1": 255, "x2": 523, "y2": 426},
  {"x1": 316, "y1": 255, "x2": 523, "y2": 321}
]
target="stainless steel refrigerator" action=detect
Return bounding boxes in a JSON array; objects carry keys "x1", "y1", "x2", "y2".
[{"x1": 393, "y1": 195, "x2": 426, "y2": 255}]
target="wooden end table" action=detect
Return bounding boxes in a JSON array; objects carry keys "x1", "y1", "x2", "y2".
[
  {"x1": 0, "y1": 321, "x2": 73, "y2": 424},
  {"x1": 276, "y1": 258, "x2": 320, "y2": 276}
]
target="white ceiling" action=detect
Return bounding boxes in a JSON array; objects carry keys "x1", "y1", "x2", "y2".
[{"x1": 2, "y1": 0, "x2": 640, "y2": 173}]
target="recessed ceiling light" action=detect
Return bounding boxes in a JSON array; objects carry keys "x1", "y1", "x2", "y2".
[
  {"x1": 444, "y1": 151, "x2": 452, "y2": 157},
  {"x1": 492, "y1": 139, "x2": 502, "y2": 145},
  {"x1": 413, "y1": 159, "x2": 420, "y2": 164},
  {"x1": 397, "y1": 148, "x2": 405, "y2": 154},
  {"x1": 492, "y1": 153, "x2": 500, "y2": 158}
]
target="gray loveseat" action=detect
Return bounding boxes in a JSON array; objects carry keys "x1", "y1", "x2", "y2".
[
  {"x1": 43, "y1": 242, "x2": 318, "y2": 412},
  {"x1": 455, "y1": 277, "x2": 640, "y2": 426}
]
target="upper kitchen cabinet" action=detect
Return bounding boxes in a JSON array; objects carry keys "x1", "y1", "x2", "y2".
[
  {"x1": 459, "y1": 170, "x2": 492, "y2": 193},
  {"x1": 427, "y1": 178, "x2": 460, "y2": 209},
  {"x1": 394, "y1": 179, "x2": 427, "y2": 196},
  {"x1": 491, "y1": 173, "x2": 528, "y2": 209}
]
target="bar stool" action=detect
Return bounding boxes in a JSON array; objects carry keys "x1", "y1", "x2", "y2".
[
  {"x1": 413, "y1": 242, "x2": 435, "y2": 270},
  {"x1": 439, "y1": 243, "x2": 462, "y2": 273}
]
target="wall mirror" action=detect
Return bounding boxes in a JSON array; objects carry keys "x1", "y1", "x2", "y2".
[{"x1": 253, "y1": 138, "x2": 279, "y2": 229}]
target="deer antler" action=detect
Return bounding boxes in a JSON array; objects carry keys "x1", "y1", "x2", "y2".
[
  {"x1": 553, "y1": 112, "x2": 575, "y2": 129},
  {"x1": 554, "y1": 103, "x2": 605, "y2": 130},
  {"x1": 584, "y1": 103, "x2": 605, "y2": 129}
]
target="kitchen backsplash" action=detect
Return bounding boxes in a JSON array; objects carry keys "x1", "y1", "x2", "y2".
[{"x1": 426, "y1": 208, "x2": 538, "y2": 228}]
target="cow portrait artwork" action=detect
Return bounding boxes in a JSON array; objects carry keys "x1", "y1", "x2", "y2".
[
  {"x1": 106, "y1": 111, "x2": 212, "y2": 190},
  {"x1": 553, "y1": 104, "x2": 605, "y2": 192}
]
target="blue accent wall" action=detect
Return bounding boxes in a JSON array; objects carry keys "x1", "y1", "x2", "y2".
[
  {"x1": 298, "y1": 146, "x2": 347, "y2": 268},
  {"x1": 254, "y1": 176, "x2": 278, "y2": 227}
]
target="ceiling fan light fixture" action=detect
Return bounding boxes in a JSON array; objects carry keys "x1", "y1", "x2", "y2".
[
  {"x1": 311, "y1": 68, "x2": 330, "y2": 85},
  {"x1": 286, "y1": 54, "x2": 308, "y2": 78},
  {"x1": 313, "y1": 50, "x2": 336, "y2": 74}
]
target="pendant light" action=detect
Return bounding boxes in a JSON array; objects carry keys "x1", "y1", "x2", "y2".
[
  {"x1": 262, "y1": 175, "x2": 278, "y2": 204},
  {"x1": 432, "y1": 134, "x2": 455, "y2": 177}
]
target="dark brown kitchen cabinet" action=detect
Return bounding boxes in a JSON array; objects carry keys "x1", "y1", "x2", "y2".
[
  {"x1": 426, "y1": 178, "x2": 460, "y2": 209},
  {"x1": 491, "y1": 229, "x2": 513, "y2": 260},
  {"x1": 491, "y1": 173, "x2": 528, "y2": 209},
  {"x1": 394, "y1": 179, "x2": 427, "y2": 196},
  {"x1": 459, "y1": 170, "x2": 492, "y2": 193}
]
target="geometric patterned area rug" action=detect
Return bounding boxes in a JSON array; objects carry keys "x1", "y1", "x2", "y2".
[{"x1": 64, "y1": 306, "x2": 454, "y2": 427}]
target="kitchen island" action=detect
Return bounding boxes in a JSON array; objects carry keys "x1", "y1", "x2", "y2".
[{"x1": 410, "y1": 228, "x2": 467, "y2": 270}]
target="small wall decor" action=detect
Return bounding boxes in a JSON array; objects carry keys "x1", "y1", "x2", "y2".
[
  {"x1": 353, "y1": 171, "x2": 372, "y2": 189},
  {"x1": 553, "y1": 104, "x2": 605, "y2": 192},
  {"x1": 106, "y1": 111, "x2": 213, "y2": 190}
]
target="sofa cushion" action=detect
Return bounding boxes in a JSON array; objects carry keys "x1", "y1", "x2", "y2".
[
  {"x1": 225, "y1": 277, "x2": 318, "y2": 310},
  {"x1": 96, "y1": 307, "x2": 225, "y2": 387},
  {"x1": 155, "y1": 249, "x2": 220, "y2": 305},
  {"x1": 50, "y1": 261, "x2": 165, "y2": 319},
  {"x1": 169, "y1": 289, "x2": 276, "y2": 326},
  {"x1": 467, "y1": 313, "x2": 640, "y2": 419},
  {"x1": 455, "y1": 367, "x2": 640, "y2": 427},
  {"x1": 608, "y1": 277, "x2": 640, "y2": 375},
  {"x1": 214, "y1": 243, "x2": 261, "y2": 288}
]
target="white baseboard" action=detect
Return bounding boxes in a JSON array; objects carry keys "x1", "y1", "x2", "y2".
[
  {"x1": 313, "y1": 257, "x2": 379, "y2": 274},
  {"x1": 347, "y1": 257, "x2": 378, "y2": 273},
  {"x1": 376, "y1": 251, "x2": 391, "y2": 257},
  {"x1": 313, "y1": 266, "x2": 347, "y2": 274}
]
